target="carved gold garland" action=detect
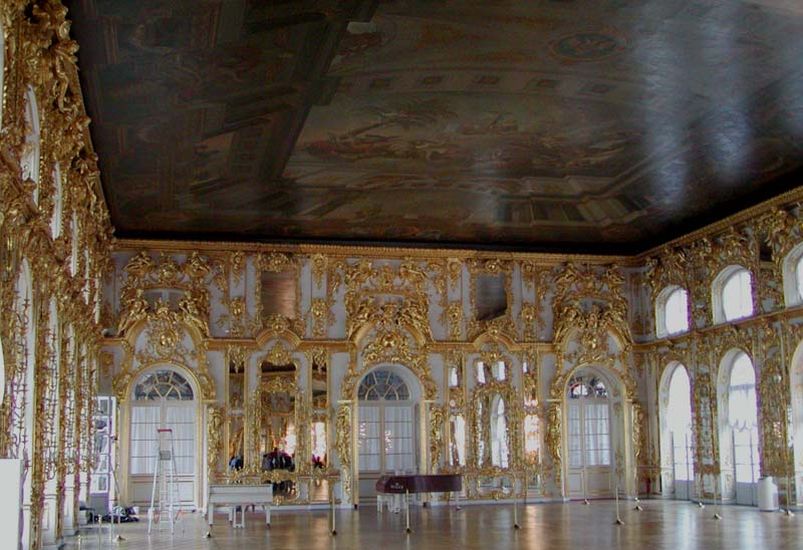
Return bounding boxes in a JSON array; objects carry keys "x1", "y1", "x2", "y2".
[{"x1": 0, "y1": 2, "x2": 112, "y2": 547}]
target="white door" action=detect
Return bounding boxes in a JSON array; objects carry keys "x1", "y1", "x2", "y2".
[
  {"x1": 671, "y1": 431, "x2": 694, "y2": 500},
  {"x1": 129, "y1": 370, "x2": 197, "y2": 509},
  {"x1": 566, "y1": 376, "x2": 612, "y2": 499},
  {"x1": 356, "y1": 369, "x2": 417, "y2": 501},
  {"x1": 732, "y1": 430, "x2": 759, "y2": 505}
]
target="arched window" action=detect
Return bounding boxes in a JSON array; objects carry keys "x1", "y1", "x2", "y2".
[
  {"x1": 781, "y1": 244, "x2": 803, "y2": 307},
  {"x1": 721, "y1": 352, "x2": 760, "y2": 504},
  {"x1": 796, "y1": 256, "x2": 803, "y2": 305},
  {"x1": 357, "y1": 369, "x2": 409, "y2": 401},
  {"x1": 22, "y1": 87, "x2": 41, "y2": 202},
  {"x1": 357, "y1": 369, "x2": 415, "y2": 473},
  {"x1": 713, "y1": 266, "x2": 753, "y2": 323},
  {"x1": 665, "y1": 365, "x2": 694, "y2": 499},
  {"x1": 51, "y1": 164, "x2": 63, "y2": 238},
  {"x1": 656, "y1": 286, "x2": 689, "y2": 337}
]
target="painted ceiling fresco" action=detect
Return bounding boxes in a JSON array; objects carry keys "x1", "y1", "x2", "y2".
[{"x1": 69, "y1": 0, "x2": 803, "y2": 252}]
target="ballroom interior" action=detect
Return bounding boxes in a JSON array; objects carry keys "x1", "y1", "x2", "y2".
[{"x1": 2, "y1": 1, "x2": 803, "y2": 549}]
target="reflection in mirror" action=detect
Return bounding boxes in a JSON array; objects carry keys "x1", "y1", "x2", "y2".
[
  {"x1": 257, "y1": 389, "x2": 296, "y2": 466},
  {"x1": 493, "y1": 361, "x2": 506, "y2": 381},
  {"x1": 474, "y1": 399, "x2": 486, "y2": 464},
  {"x1": 475, "y1": 273, "x2": 507, "y2": 321},
  {"x1": 228, "y1": 357, "x2": 245, "y2": 470},
  {"x1": 449, "y1": 414, "x2": 466, "y2": 466},
  {"x1": 491, "y1": 397, "x2": 509, "y2": 468},
  {"x1": 311, "y1": 418, "x2": 327, "y2": 468},
  {"x1": 449, "y1": 365, "x2": 460, "y2": 388},
  {"x1": 477, "y1": 475, "x2": 513, "y2": 498},
  {"x1": 524, "y1": 414, "x2": 540, "y2": 465},
  {"x1": 253, "y1": 377, "x2": 299, "y2": 499},
  {"x1": 476, "y1": 361, "x2": 488, "y2": 384},
  {"x1": 228, "y1": 415, "x2": 244, "y2": 470},
  {"x1": 473, "y1": 387, "x2": 513, "y2": 470},
  {"x1": 261, "y1": 270, "x2": 297, "y2": 319}
]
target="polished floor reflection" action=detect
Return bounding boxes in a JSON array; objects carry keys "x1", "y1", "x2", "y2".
[{"x1": 64, "y1": 500, "x2": 801, "y2": 549}]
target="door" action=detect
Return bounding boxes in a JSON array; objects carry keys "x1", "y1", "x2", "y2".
[
  {"x1": 566, "y1": 375, "x2": 612, "y2": 499},
  {"x1": 356, "y1": 369, "x2": 417, "y2": 502},
  {"x1": 670, "y1": 431, "x2": 694, "y2": 500},
  {"x1": 129, "y1": 370, "x2": 197, "y2": 509},
  {"x1": 732, "y1": 430, "x2": 758, "y2": 505}
]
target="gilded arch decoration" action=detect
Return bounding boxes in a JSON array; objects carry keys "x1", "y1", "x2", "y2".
[{"x1": 111, "y1": 307, "x2": 215, "y2": 402}]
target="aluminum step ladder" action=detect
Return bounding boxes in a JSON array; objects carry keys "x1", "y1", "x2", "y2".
[{"x1": 148, "y1": 428, "x2": 181, "y2": 534}]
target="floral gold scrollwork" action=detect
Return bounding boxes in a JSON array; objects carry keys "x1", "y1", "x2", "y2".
[
  {"x1": 519, "y1": 303, "x2": 537, "y2": 341},
  {"x1": 307, "y1": 298, "x2": 333, "y2": 338},
  {"x1": 545, "y1": 402, "x2": 562, "y2": 488},
  {"x1": 443, "y1": 301, "x2": 463, "y2": 340},
  {"x1": 335, "y1": 403, "x2": 353, "y2": 502},
  {"x1": 429, "y1": 404, "x2": 446, "y2": 471},
  {"x1": 310, "y1": 254, "x2": 328, "y2": 287},
  {"x1": 207, "y1": 405, "x2": 224, "y2": 479},
  {"x1": 262, "y1": 341, "x2": 294, "y2": 367}
]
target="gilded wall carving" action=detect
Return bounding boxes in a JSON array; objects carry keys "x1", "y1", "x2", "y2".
[{"x1": 0, "y1": 2, "x2": 112, "y2": 547}]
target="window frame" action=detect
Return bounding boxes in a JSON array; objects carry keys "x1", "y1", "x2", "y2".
[{"x1": 655, "y1": 285, "x2": 689, "y2": 338}]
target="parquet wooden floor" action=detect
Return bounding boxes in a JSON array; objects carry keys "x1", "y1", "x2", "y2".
[{"x1": 63, "y1": 500, "x2": 801, "y2": 549}]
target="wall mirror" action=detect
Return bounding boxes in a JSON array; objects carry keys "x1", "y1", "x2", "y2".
[
  {"x1": 470, "y1": 385, "x2": 516, "y2": 470},
  {"x1": 475, "y1": 273, "x2": 507, "y2": 321},
  {"x1": 250, "y1": 375, "x2": 303, "y2": 498}
]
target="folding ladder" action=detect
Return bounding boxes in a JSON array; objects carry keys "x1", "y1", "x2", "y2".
[{"x1": 148, "y1": 428, "x2": 181, "y2": 534}]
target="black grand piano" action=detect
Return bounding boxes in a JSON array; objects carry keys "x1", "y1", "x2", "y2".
[{"x1": 375, "y1": 474, "x2": 463, "y2": 533}]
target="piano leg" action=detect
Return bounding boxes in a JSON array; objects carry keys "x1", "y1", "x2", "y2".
[
  {"x1": 265, "y1": 504, "x2": 271, "y2": 527},
  {"x1": 405, "y1": 490, "x2": 412, "y2": 534},
  {"x1": 454, "y1": 491, "x2": 462, "y2": 511},
  {"x1": 208, "y1": 502, "x2": 214, "y2": 526}
]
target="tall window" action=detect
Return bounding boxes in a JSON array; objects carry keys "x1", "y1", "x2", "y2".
[
  {"x1": 720, "y1": 268, "x2": 753, "y2": 321},
  {"x1": 781, "y1": 245, "x2": 803, "y2": 307},
  {"x1": 665, "y1": 288, "x2": 689, "y2": 334},
  {"x1": 130, "y1": 370, "x2": 196, "y2": 476},
  {"x1": 728, "y1": 353, "x2": 760, "y2": 485},
  {"x1": 667, "y1": 366, "x2": 694, "y2": 483},
  {"x1": 357, "y1": 369, "x2": 415, "y2": 473}
]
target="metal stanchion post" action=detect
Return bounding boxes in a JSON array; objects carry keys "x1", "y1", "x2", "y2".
[
  {"x1": 614, "y1": 484, "x2": 625, "y2": 525},
  {"x1": 712, "y1": 473, "x2": 721, "y2": 520},
  {"x1": 785, "y1": 474, "x2": 795, "y2": 516},
  {"x1": 331, "y1": 480, "x2": 338, "y2": 535},
  {"x1": 405, "y1": 490, "x2": 412, "y2": 534}
]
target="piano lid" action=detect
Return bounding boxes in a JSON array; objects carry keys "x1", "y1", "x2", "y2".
[{"x1": 375, "y1": 474, "x2": 462, "y2": 494}]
